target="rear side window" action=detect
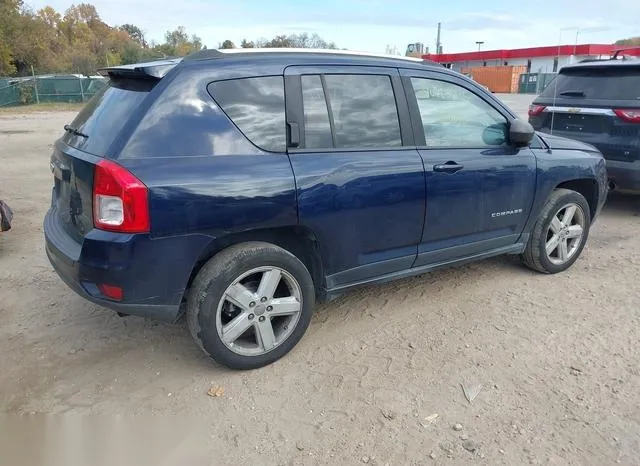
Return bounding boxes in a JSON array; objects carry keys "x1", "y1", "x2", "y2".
[
  {"x1": 324, "y1": 74, "x2": 402, "y2": 148},
  {"x1": 208, "y1": 76, "x2": 285, "y2": 152},
  {"x1": 539, "y1": 67, "x2": 640, "y2": 100},
  {"x1": 300, "y1": 74, "x2": 402, "y2": 149},
  {"x1": 64, "y1": 80, "x2": 153, "y2": 156}
]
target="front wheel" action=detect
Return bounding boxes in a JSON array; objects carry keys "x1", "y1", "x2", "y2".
[
  {"x1": 187, "y1": 242, "x2": 315, "y2": 370},
  {"x1": 521, "y1": 188, "x2": 591, "y2": 274}
]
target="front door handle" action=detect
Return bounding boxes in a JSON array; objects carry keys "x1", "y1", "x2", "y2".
[{"x1": 433, "y1": 161, "x2": 464, "y2": 174}]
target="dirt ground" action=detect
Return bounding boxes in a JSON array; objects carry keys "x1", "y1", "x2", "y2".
[{"x1": 1, "y1": 97, "x2": 639, "y2": 466}]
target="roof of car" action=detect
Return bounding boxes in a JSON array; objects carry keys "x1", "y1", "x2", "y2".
[
  {"x1": 100, "y1": 49, "x2": 443, "y2": 80},
  {"x1": 183, "y1": 48, "x2": 439, "y2": 67},
  {"x1": 561, "y1": 58, "x2": 640, "y2": 71}
]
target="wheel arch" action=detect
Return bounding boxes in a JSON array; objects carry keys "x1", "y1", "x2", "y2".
[
  {"x1": 184, "y1": 226, "x2": 326, "y2": 304},
  {"x1": 555, "y1": 178, "x2": 599, "y2": 220}
]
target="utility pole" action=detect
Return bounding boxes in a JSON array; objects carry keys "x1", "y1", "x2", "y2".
[
  {"x1": 476, "y1": 41, "x2": 484, "y2": 51},
  {"x1": 31, "y1": 65, "x2": 40, "y2": 105},
  {"x1": 436, "y1": 22, "x2": 442, "y2": 54}
]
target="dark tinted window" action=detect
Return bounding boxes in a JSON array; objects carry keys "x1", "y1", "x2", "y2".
[
  {"x1": 301, "y1": 75, "x2": 333, "y2": 148},
  {"x1": 209, "y1": 76, "x2": 285, "y2": 152},
  {"x1": 539, "y1": 66, "x2": 640, "y2": 100},
  {"x1": 323, "y1": 74, "x2": 402, "y2": 148},
  {"x1": 64, "y1": 80, "x2": 153, "y2": 156},
  {"x1": 411, "y1": 77, "x2": 507, "y2": 148}
]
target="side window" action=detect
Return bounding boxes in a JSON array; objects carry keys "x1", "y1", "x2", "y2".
[
  {"x1": 300, "y1": 74, "x2": 402, "y2": 149},
  {"x1": 410, "y1": 77, "x2": 508, "y2": 148},
  {"x1": 208, "y1": 76, "x2": 285, "y2": 152},
  {"x1": 301, "y1": 75, "x2": 333, "y2": 149}
]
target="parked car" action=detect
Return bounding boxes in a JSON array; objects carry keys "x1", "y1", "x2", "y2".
[
  {"x1": 0, "y1": 200, "x2": 12, "y2": 232},
  {"x1": 44, "y1": 49, "x2": 608, "y2": 369},
  {"x1": 528, "y1": 59, "x2": 640, "y2": 193}
]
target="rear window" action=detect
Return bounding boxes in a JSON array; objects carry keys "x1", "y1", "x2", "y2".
[
  {"x1": 64, "y1": 79, "x2": 153, "y2": 155},
  {"x1": 208, "y1": 76, "x2": 286, "y2": 152},
  {"x1": 539, "y1": 66, "x2": 640, "y2": 100}
]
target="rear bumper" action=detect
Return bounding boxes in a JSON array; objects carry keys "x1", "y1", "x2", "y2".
[
  {"x1": 44, "y1": 207, "x2": 210, "y2": 322},
  {"x1": 606, "y1": 159, "x2": 640, "y2": 193},
  {"x1": 45, "y1": 241, "x2": 180, "y2": 321}
]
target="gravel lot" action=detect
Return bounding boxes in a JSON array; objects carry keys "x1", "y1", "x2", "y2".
[{"x1": 1, "y1": 96, "x2": 639, "y2": 465}]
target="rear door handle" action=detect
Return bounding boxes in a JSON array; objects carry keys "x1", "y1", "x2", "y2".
[{"x1": 433, "y1": 161, "x2": 464, "y2": 174}]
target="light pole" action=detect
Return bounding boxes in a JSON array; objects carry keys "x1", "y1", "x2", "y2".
[{"x1": 475, "y1": 41, "x2": 484, "y2": 51}]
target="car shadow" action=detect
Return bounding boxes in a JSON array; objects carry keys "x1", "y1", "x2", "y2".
[{"x1": 603, "y1": 191, "x2": 640, "y2": 216}]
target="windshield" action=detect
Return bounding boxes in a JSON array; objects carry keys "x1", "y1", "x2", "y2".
[
  {"x1": 539, "y1": 66, "x2": 640, "y2": 101},
  {"x1": 63, "y1": 79, "x2": 155, "y2": 156}
]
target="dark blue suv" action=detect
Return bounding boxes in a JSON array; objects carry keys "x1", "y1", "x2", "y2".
[
  {"x1": 529, "y1": 60, "x2": 640, "y2": 193},
  {"x1": 45, "y1": 50, "x2": 608, "y2": 369}
]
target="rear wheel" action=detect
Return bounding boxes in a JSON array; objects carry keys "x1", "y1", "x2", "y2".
[
  {"x1": 521, "y1": 188, "x2": 591, "y2": 273},
  {"x1": 187, "y1": 242, "x2": 315, "y2": 370}
]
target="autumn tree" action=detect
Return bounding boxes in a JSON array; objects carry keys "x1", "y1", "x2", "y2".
[
  {"x1": 0, "y1": 2, "x2": 337, "y2": 76},
  {"x1": 615, "y1": 36, "x2": 640, "y2": 46},
  {"x1": 119, "y1": 24, "x2": 146, "y2": 47}
]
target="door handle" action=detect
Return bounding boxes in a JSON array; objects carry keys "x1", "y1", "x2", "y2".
[{"x1": 433, "y1": 161, "x2": 464, "y2": 174}]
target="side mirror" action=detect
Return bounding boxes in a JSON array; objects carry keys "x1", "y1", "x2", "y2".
[
  {"x1": 482, "y1": 123, "x2": 508, "y2": 146},
  {"x1": 509, "y1": 119, "x2": 535, "y2": 147}
]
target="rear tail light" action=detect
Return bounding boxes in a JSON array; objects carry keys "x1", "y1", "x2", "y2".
[
  {"x1": 97, "y1": 283, "x2": 124, "y2": 301},
  {"x1": 613, "y1": 109, "x2": 640, "y2": 123},
  {"x1": 528, "y1": 104, "x2": 546, "y2": 117},
  {"x1": 93, "y1": 160, "x2": 149, "y2": 233}
]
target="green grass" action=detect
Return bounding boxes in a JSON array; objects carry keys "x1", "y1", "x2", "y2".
[{"x1": 0, "y1": 102, "x2": 85, "y2": 113}]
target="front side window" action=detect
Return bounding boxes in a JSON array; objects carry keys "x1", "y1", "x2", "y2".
[
  {"x1": 209, "y1": 76, "x2": 285, "y2": 152},
  {"x1": 301, "y1": 73, "x2": 402, "y2": 149},
  {"x1": 411, "y1": 77, "x2": 508, "y2": 148}
]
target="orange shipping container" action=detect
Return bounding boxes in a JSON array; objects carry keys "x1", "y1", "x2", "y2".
[{"x1": 460, "y1": 65, "x2": 527, "y2": 93}]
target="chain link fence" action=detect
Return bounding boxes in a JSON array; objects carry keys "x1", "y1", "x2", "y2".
[{"x1": 0, "y1": 74, "x2": 108, "y2": 107}]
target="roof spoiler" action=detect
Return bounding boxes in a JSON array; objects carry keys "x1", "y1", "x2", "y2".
[{"x1": 98, "y1": 58, "x2": 182, "y2": 79}]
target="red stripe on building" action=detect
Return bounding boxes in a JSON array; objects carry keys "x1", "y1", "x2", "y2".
[{"x1": 422, "y1": 44, "x2": 640, "y2": 63}]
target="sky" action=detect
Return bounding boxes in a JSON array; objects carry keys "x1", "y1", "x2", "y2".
[{"x1": 26, "y1": 0, "x2": 640, "y2": 54}]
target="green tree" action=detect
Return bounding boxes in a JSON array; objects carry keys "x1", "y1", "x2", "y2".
[
  {"x1": 254, "y1": 33, "x2": 336, "y2": 49},
  {"x1": 159, "y1": 26, "x2": 203, "y2": 56},
  {"x1": 240, "y1": 39, "x2": 254, "y2": 48},
  {"x1": 220, "y1": 40, "x2": 235, "y2": 49},
  {"x1": 0, "y1": 0, "x2": 24, "y2": 74}
]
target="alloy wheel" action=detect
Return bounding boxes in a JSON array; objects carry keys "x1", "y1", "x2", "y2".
[
  {"x1": 215, "y1": 266, "x2": 303, "y2": 357},
  {"x1": 545, "y1": 202, "x2": 586, "y2": 266}
]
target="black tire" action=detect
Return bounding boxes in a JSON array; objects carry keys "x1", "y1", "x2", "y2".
[
  {"x1": 186, "y1": 242, "x2": 315, "y2": 370},
  {"x1": 521, "y1": 188, "x2": 591, "y2": 274}
]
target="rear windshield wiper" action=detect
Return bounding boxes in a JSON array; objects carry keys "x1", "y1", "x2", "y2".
[
  {"x1": 559, "y1": 90, "x2": 585, "y2": 97},
  {"x1": 63, "y1": 124, "x2": 89, "y2": 138}
]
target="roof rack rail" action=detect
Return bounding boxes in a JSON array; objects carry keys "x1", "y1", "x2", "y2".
[
  {"x1": 183, "y1": 48, "x2": 426, "y2": 62},
  {"x1": 611, "y1": 48, "x2": 640, "y2": 60}
]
